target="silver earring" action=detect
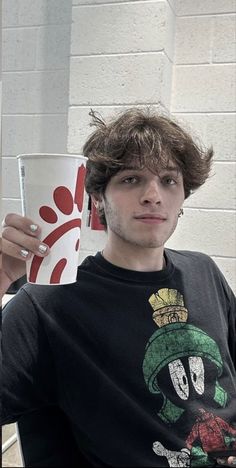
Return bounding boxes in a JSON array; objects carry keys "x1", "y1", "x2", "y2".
[{"x1": 178, "y1": 208, "x2": 184, "y2": 218}]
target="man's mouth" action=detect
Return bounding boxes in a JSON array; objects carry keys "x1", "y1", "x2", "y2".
[{"x1": 134, "y1": 214, "x2": 167, "y2": 224}]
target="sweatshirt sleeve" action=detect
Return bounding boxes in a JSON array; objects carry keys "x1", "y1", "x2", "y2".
[
  {"x1": 1, "y1": 288, "x2": 56, "y2": 425},
  {"x1": 214, "y1": 259, "x2": 236, "y2": 370}
]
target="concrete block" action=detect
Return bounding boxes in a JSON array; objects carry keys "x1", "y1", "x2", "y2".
[
  {"x1": 2, "y1": 158, "x2": 21, "y2": 198},
  {"x1": 172, "y1": 64, "x2": 236, "y2": 112},
  {"x1": 36, "y1": 24, "x2": 71, "y2": 70},
  {"x1": 2, "y1": 424, "x2": 17, "y2": 444},
  {"x1": 184, "y1": 162, "x2": 236, "y2": 209},
  {"x1": 167, "y1": 0, "x2": 175, "y2": 10},
  {"x1": 2, "y1": 115, "x2": 36, "y2": 156},
  {"x1": 174, "y1": 0, "x2": 236, "y2": 16},
  {"x1": 174, "y1": 17, "x2": 212, "y2": 64},
  {"x1": 2, "y1": 115, "x2": 68, "y2": 156},
  {"x1": 2, "y1": 0, "x2": 72, "y2": 27},
  {"x1": 171, "y1": 113, "x2": 208, "y2": 147},
  {"x1": 205, "y1": 114, "x2": 236, "y2": 161},
  {"x1": 2, "y1": 71, "x2": 69, "y2": 114},
  {"x1": 71, "y1": 2, "x2": 174, "y2": 58},
  {"x1": 70, "y1": 53, "x2": 172, "y2": 107},
  {"x1": 2, "y1": 439, "x2": 22, "y2": 468},
  {"x1": 33, "y1": 115, "x2": 68, "y2": 153},
  {"x1": 172, "y1": 113, "x2": 236, "y2": 161},
  {"x1": 73, "y1": 0, "x2": 140, "y2": 4},
  {"x1": 2, "y1": 28, "x2": 36, "y2": 71},
  {"x1": 2, "y1": 0, "x2": 19, "y2": 27},
  {"x1": 165, "y1": 2, "x2": 176, "y2": 61},
  {"x1": 2, "y1": 199, "x2": 22, "y2": 218},
  {"x1": 212, "y1": 15, "x2": 236, "y2": 63},
  {"x1": 166, "y1": 208, "x2": 236, "y2": 257},
  {"x1": 213, "y1": 257, "x2": 236, "y2": 293}
]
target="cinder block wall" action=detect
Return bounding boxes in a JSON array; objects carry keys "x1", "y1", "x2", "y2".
[
  {"x1": 167, "y1": 0, "x2": 236, "y2": 290},
  {"x1": 1, "y1": 0, "x2": 72, "y2": 216}
]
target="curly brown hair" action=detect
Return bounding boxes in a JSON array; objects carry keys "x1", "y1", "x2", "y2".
[{"x1": 83, "y1": 108, "x2": 213, "y2": 226}]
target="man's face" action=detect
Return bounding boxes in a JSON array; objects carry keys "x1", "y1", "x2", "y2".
[{"x1": 99, "y1": 163, "x2": 185, "y2": 250}]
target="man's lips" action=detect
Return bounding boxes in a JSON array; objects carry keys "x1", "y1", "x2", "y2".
[{"x1": 134, "y1": 214, "x2": 167, "y2": 224}]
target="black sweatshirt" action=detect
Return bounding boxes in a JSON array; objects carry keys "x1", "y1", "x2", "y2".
[{"x1": 2, "y1": 249, "x2": 236, "y2": 467}]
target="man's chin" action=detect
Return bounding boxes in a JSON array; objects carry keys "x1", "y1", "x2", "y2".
[{"x1": 130, "y1": 237, "x2": 165, "y2": 249}]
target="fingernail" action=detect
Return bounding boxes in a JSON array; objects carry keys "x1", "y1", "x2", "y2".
[
  {"x1": 38, "y1": 244, "x2": 48, "y2": 254},
  {"x1": 20, "y1": 249, "x2": 29, "y2": 258},
  {"x1": 30, "y1": 224, "x2": 38, "y2": 232}
]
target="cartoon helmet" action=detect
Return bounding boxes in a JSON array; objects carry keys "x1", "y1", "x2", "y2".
[
  {"x1": 143, "y1": 289, "x2": 227, "y2": 423},
  {"x1": 143, "y1": 322, "x2": 223, "y2": 394}
]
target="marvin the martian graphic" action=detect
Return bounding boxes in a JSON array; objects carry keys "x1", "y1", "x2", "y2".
[{"x1": 142, "y1": 289, "x2": 236, "y2": 467}]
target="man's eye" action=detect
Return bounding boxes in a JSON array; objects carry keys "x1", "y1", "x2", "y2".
[
  {"x1": 162, "y1": 177, "x2": 177, "y2": 185},
  {"x1": 123, "y1": 177, "x2": 138, "y2": 184}
]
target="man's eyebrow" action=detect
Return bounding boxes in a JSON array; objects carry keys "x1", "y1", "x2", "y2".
[
  {"x1": 160, "y1": 165, "x2": 180, "y2": 172},
  {"x1": 118, "y1": 165, "x2": 181, "y2": 174},
  {"x1": 121, "y1": 166, "x2": 141, "y2": 171}
]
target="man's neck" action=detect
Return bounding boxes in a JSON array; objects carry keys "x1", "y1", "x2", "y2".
[{"x1": 102, "y1": 242, "x2": 165, "y2": 272}]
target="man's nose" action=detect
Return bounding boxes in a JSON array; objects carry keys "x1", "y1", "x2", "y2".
[{"x1": 140, "y1": 181, "x2": 162, "y2": 204}]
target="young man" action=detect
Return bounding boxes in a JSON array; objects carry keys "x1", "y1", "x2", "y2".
[{"x1": 1, "y1": 109, "x2": 236, "y2": 467}]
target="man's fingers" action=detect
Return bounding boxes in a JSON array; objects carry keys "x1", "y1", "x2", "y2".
[
  {"x1": 217, "y1": 457, "x2": 236, "y2": 466},
  {"x1": 2, "y1": 228, "x2": 49, "y2": 259},
  {"x1": 1, "y1": 237, "x2": 32, "y2": 260},
  {"x1": 2, "y1": 213, "x2": 41, "y2": 237}
]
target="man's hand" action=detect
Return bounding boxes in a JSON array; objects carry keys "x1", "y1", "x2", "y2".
[
  {"x1": 217, "y1": 456, "x2": 236, "y2": 466},
  {"x1": 0, "y1": 213, "x2": 49, "y2": 297}
]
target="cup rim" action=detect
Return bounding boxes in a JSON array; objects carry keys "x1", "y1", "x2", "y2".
[{"x1": 17, "y1": 153, "x2": 87, "y2": 160}]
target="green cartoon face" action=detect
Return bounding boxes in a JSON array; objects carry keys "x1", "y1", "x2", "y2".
[{"x1": 143, "y1": 290, "x2": 227, "y2": 423}]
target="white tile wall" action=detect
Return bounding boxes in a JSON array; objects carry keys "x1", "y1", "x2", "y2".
[
  {"x1": 174, "y1": 17, "x2": 212, "y2": 64},
  {"x1": 2, "y1": 28, "x2": 37, "y2": 71},
  {"x1": 2, "y1": 115, "x2": 36, "y2": 156},
  {"x1": 2, "y1": 158, "x2": 21, "y2": 199},
  {"x1": 70, "y1": 53, "x2": 172, "y2": 107},
  {"x1": 72, "y1": 0, "x2": 150, "y2": 4},
  {"x1": 172, "y1": 64, "x2": 236, "y2": 112},
  {"x1": 2, "y1": 114, "x2": 69, "y2": 156},
  {"x1": 36, "y1": 24, "x2": 71, "y2": 70},
  {"x1": 173, "y1": 113, "x2": 236, "y2": 161},
  {"x1": 166, "y1": 208, "x2": 236, "y2": 258},
  {"x1": 2, "y1": 0, "x2": 72, "y2": 224},
  {"x1": 212, "y1": 15, "x2": 236, "y2": 63},
  {"x1": 2, "y1": 0, "x2": 72, "y2": 26},
  {"x1": 174, "y1": 0, "x2": 236, "y2": 16},
  {"x1": 3, "y1": 71, "x2": 69, "y2": 114},
  {"x1": 213, "y1": 257, "x2": 236, "y2": 293},
  {"x1": 71, "y1": 2, "x2": 174, "y2": 58},
  {"x1": 175, "y1": 14, "x2": 236, "y2": 65},
  {"x1": 184, "y1": 162, "x2": 236, "y2": 210},
  {"x1": 2, "y1": 200, "x2": 22, "y2": 219}
]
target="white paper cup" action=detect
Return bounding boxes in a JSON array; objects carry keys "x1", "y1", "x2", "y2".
[{"x1": 17, "y1": 153, "x2": 87, "y2": 285}]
